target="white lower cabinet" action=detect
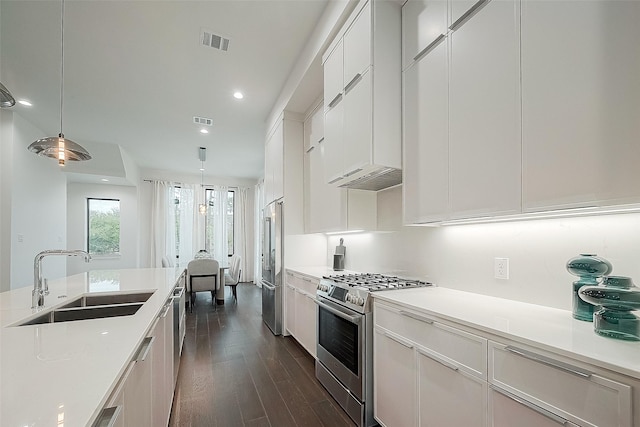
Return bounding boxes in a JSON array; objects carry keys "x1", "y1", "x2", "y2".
[
  {"x1": 124, "y1": 333, "x2": 154, "y2": 426},
  {"x1": 373, "y1": 300, "x2": 638, "y2": 427},
  {"x1": 373, "y1": 301, "x2": 487, "y2": 427},
  {"x1": 489, "y1": 341, "x2": 633, "y2": 427},
  {"x1": 285, "y1": 271, "x2": 318, "y2": 358},
  {"x1": 417, "y1": 347, "x2": 487, "y2": 426},
  {"x1": 374, "y1": 327, "x2": 417, "y2": 427}
]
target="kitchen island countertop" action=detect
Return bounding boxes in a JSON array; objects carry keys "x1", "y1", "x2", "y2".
[{"x1": 0, "y1": 268, "x2": 183, "y2": 427}]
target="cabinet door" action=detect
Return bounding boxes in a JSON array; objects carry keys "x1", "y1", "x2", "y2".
[
  {"x1": 373, "y1": 327, "x2": 417, "y2": 427},
  {"x1": 418, "y1": 348, "x2": 487, "y2": 427},
  {"x1": 270, "y1": 121, "x2": 284, "y2": 201},
  {"x1": 124, "y1": 336, "x2": 154, "y2": 426},
  {"x1": 296, "y1": 289, "x2": 317, "y2": 358},
  {"x1": 450, "y1": 0, "x2": 485, "y2": 29},
  {"x1": 343, "y1": 70, "x2": 372, "y2": 177},
  {"x1": 403, "y1": 37, "x2": 448, "y2": 224},
  {"x1": 402, "y1": 0, "x2": 448, "y2": 70},
  {"x1": 343, "y1": 1, "x2": 371, "y2": 87},
  {"x1": 324, "y1": 99, "x2": 345, "y2": 184},
  {"x1": 308, "y1": 142, "x2": 347, "y2": 233},
  {"x1": 324, "y1": 39, "x2": 344, "y2": 109},
  {"x1": 521, "y1": 0, "x2": 640, "y2": 211},
  {"x1": 285, "y1": 283, "x2": 296, "y2": 336},
  {"x1": 489, "y1": 386, "x2": 579, "y2": 427},
  {"x1": 310, "y1": 105, "x2": 324, "y2": 148},
  {"x1": 151, "y1": 314, "x2": 166, "y2": 427},
  {"x1": 448, "y1": 0, "x2": 521, "y2": 219}
]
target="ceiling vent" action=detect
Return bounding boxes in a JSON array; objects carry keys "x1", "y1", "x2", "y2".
[
  {"x1": 193, "y1": 116, "x2": 213, "y2": 126},
  {"x1": 200, "y1": 29, "x2": 230, "y2": 52}
]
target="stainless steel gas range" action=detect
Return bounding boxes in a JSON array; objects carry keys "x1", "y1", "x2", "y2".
[{"x1": 315, "y1": 273, "x2": 433, "y2": 427}]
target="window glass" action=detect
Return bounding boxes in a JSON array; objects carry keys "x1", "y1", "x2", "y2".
[
  {"x1": 87, "y1": 198, "x2": 120, "y2": 255},
  {"x1": 204, "y1": 189, "x2": 235, "y2": 257}
]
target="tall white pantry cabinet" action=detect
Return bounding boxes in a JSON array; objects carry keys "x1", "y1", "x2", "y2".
[{"x1": 402, "y1": 0, "x2": 640, "y2": 224}]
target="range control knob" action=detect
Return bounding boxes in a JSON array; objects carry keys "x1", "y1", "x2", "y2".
[
  {"x1": 317, "y1": 283, "x2": 329, "y2": 292},
  {"x1": 356, "y1": 297, "x2": 365, "y2": 306},
  {"x1": 346, "y1": 293, "x2": 354, "y2": 303}
]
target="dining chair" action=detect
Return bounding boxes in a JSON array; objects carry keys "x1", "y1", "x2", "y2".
[
  {"x1": 225, "y1": 255, "x2": 242, "y2": 302},
  {"x1": 187, "y1": 258, "x2": 219, "y2": 312}
]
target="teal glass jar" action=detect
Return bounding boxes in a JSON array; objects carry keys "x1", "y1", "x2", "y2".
[
  {"x1": 566, "y1": 254, "x2": 613, "y2": 321},
  {"x1": 579, "y1": 276, "x2": 640, "y2": 341}
]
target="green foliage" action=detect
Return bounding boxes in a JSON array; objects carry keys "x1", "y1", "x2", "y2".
[{"x1": 89, "y1": 208, "x2": 120, "y2": 254}]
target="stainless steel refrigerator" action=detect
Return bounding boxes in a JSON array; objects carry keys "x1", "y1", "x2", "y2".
[{"x1": 261, "y1": 200, "x2": 283, "y2": 335}]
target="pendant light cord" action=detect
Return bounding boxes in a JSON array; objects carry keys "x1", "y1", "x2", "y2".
[{"x1": 59, "y1": 0, "x2": 65, "y2": 134}]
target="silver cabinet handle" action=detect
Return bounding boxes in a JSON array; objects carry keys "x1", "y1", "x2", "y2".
[
  {"x1": 417, "y1": 347, "x2": 459, "y2": 372},
  {"x1": 317, "y1": 137, "x2": 325, "y2": 144},
  {"x1": 344, "y1": 73, "x2": 362, "y2": 93},
  {"x1": 449, "y1": 0, "x2": 489, "y2": 31},
  {"x1": 490, "y1": 384, "x2": 569, "y2": 425},
  {"x1": 306, "y1": 145, "x2": 315, "y2": 153},
  {"x1": 287, "y1": 284, "x2": 296, "y2": 290},
  {"x1": 159, "y1": 300, "x2": 172, "y2": 318},
  {"x1": 328, "y1": 176, "x2": 343, "y2": 184},
  {"x1": 504, "y1": 346, "x2": 592, "y2": 378},
  {"x1": 375, "y1": 328, "x2": 414, "y2": 349},
  {"x1": 328, "y1": 92, "x2": 343, "y2": 108},
  {"x1": 135, "y1": 336, "x2": 154, "y2": 362},
  {"x1": 303, "y1": 277, "x2": 313, "y2": 283},
  {"x1": 413, "y1": 34, "x2": 446, "y2": 62},
  {"x1": 400, "y1": 310, "x2": 434, "y2": 324}
]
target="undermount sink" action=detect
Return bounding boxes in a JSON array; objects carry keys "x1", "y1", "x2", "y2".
[
  {"x1": 15, "y1": 291, "x2": 155, "y2": 326},
  {"x1": 58, "y1": 291, "x2": 154, "y2": 309}
]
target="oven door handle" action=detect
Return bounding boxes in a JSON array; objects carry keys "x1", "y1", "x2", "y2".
[{"x1": 315, "y1": 298, "x2": 362, "y2": 324}]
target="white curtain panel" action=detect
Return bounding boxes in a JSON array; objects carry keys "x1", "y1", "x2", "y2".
[
  {"x1": 210, "y1": 186, "x2": 229, "y2": 263},
  {"x1": 254, "y1": 181, "x2": 264, "y2": 285},
  {"x1": 176, "y1": 184, "x2": 196, "y2": 264},
  {"x1": 235, "y1": 187, "x2": 249, "y2": 282},
  {"x1": 150, "y1": 181, "x2": 173, "y2": 267}
]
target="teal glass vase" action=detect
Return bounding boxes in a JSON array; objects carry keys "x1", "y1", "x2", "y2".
[
  {"x1": 579, "y1": 276, "x2": 640, "y2": 341},
  {"x1": 566, "y1": 254, "x2": 612, "y2": 321}
]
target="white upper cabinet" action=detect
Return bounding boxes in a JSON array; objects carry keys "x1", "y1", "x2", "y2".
[
  {"x1": 264, "y1": 120, "x2": 284, "y2": 205},
  {"x1": 450, "y1": 0, "x2": 487, "y2": 30},
  {"x1": 403, "y1": 36, "x2": 448, "y2": 224},
  {"x1": 521, "y1": 0, "x2": 640, "y2": 212},
  {"x1": 448, "y1": 0, "x2": 521, "y2": 219},
  {"x1": 324, "y1": 40, "x2": 344, "y2": 113},
  {"x1": 322, "y1": 0, "x2": 402, "y2": 191},
  {"x1": 402, "y1": 0, "x2": 448, "y2": 70},
  {"x1": 343, "y1": 2, "x2": 371, "y2": 86}
]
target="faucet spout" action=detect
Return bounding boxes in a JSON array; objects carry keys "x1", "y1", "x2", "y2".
[{"x1": 32, "y1": 249, "x2": 91, "y2": 309}]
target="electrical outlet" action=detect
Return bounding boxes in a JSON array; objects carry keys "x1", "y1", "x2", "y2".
[
  {"x1": 17, "y1": 234, "x2": 24, "y2": 243},
  {"x1": 495, "y1": 257, "x2": 509, "y2": 280}
]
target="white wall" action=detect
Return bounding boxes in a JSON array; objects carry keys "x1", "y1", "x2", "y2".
[
  {"x1": 9, "y1": 113, "x2": 67, "y2": 289},
  {"x1": 66, "y1": 182, "x2": 139, "y2": 275},
  {"x1": 322, "y1": 185, "x2": 640, "y2": 311},
  {"x1": 0, "y1": 110, "x2": 13, "y2": 291}
]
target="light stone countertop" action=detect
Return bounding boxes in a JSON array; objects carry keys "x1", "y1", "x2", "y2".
[
  {"x1": 0, "y1": 268, "x2": 184, "y2": 427},
  {"x1": 287, "y1": 266, "x2": 640, "y2": 381}
]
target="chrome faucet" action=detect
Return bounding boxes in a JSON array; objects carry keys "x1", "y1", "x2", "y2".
[{"x1": 33, "y1": 250, "x2": 91, "y2": 309}]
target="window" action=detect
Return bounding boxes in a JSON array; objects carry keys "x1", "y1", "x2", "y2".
[
  {"x1": 204, "y1": 189, "x2": 234, "y2": 257},
  {"x1": 87, "y1": 198, "x2": 120, "y2": 256}
]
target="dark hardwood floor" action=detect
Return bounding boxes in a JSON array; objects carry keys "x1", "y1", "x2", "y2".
[{"x1": 168, "y1": 283, "x2": 356, "y2": 427}]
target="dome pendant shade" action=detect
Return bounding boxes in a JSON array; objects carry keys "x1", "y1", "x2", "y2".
[
  {"x1": 28, "y1": 133, "x2": 92, "y2": 166},
  {"x1": 0, "y1": 82, "x2": 16, "y2": 108}
]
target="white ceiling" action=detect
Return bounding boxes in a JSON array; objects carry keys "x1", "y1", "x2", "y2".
[{"x1": 0, "y1": 0, "x2": 329, "y2": 181}]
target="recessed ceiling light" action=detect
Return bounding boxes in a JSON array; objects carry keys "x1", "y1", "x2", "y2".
[
  {"x1": 200, "y1": 128, "x2": 209, "y2": 134},
  {"x1": 18, "y1": 99, "x2": 32, "y2": 106},
  {"x1": 233, "y1": 91, "x2": 244, "y2": 99},
  {"x1": 101, "y1": 178, "x2": 109, "y2": 182}
]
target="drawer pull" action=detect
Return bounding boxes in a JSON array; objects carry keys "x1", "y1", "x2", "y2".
[
  {"x1": 490, "y1": 384, "x2": 569, "y2": 425},
  {"x1": 93, "y1": 405, "x2": 123, "y2": 427},
  {"x1": 418, "y1": 348, "x2": 459, "y2": 372},
  {"x1": 287, "y1": 284, "x2": 296, "y2": 290},
  {"x1": 413, "y1": 33, "x2": 446, "y2": 62},
  {"x1": 344, "y1": 73, "x2": 363, "y2": 93},
  {"x1": 303, "y1": 277, "x2": 313, "y2": 283},
  {"x1": 449, "y1": 0, "x2": 489, "y2": 31},
  {"x1": 135, "y1": 336, "x2": 154, "y2": 362},
  {"x1": 504, "y1": 346, "x2": 592, "y2": 378},
  {"x1": 400, "y1": 310, "x2": 434, "y2": 324},
  {"x1": 376, "y1": 328, "x2": 414, "y2": 349},
  {"x1": 328, "y1": 93, "x2": 343, "y2": 108}
]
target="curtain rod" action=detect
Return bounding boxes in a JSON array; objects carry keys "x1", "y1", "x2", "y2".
[{"x1": 142, "y1": 179, "x2": 240, "y2": 189}]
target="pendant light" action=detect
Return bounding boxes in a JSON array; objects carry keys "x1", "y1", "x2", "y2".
[
  {"x1": 0, "y1": 82, "x2": 16, "y2": 108},
  {"x1": 199, "y1": 147, "x2": 207, "y2": 215},
  {"x1": 27, "y1": 0, "x2": 91, "y2": 166}
]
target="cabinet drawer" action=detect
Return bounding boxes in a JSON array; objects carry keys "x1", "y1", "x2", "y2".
[
  {"x1": 489, "y1": 341, "x2": 632, "y2": 427},
  {"x1": 374, "y1": 302, "x2": 486, "y2": 378}
]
